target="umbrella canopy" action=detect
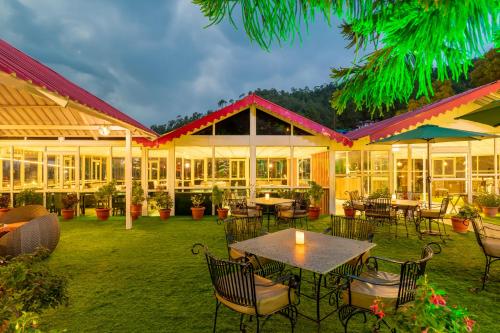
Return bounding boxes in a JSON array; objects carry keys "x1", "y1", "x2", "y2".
[
  {"x1": 370, "y1": 124, "x2": 495, "y2": 208},
  {"x1": 456, "y1": 100, "x2": 500, "y2": 127}
]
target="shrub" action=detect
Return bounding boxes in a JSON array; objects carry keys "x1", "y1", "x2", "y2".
[
  {"x1": 131, "y1": 181, "x2": 145, "y2": 205},
  {"x1": 308, "y1": 181, "x2": 324, "y2": 207},
  {"x1": 455, "y1": 204, "x2": 478, "y2": 220},
  {"x1": 61, "y1": 193, "x2": 79, "y2": 210},
  {"x1": 15, "y1": 189, "x2": 43, "y2": 207},
  {"x1": 211, "y1": 186, "x2": 229, "y2": 209},
  {"x1": 94, "y1": 181, "x2": 117, "y2": 209},
  {"x1": 0, "y1": 194, "x2": 10, "y2": 209},
  {"x1": 191, "y1": 194, "x2": 204, "y2": 208},
  {"x1": 150, "y1": 191, "x2": 173, "y2": 210},
  {"x1": 475, "y1": 192, "x2": 500, "y2": 208},
  {"x1": 368, "y1": 187, "x2": 390, "y2": 199}
]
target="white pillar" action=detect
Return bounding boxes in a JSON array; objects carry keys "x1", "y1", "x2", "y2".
[
  {"x1": 329, "y1": 146, "x2": 336, "y2": 215},
  {"x1": 125, "y1": 130, "x2": 132, "y2": 229},
  {"x1": 75, "y1": 146, "x2": 80, "y2": 216},
  {"x1": 141, "y1": 147, "x2": 148, "y2": 216},
  {"x1": 467, "y1": 141, "x2": 473, "y2": 204},
  {"x1": 9, "y1": 145, "x2": 13, "y2": 207},
  {"x1": 495, "y1": 139, "x2": 498, "y2": 195},
  {"x1": 249, "y1": 105, "x2": 257, "y2": 199},
  {"x1": 42, "y1": 147, "x2": 47, "y2": 207},
  {"x1": 167, "y1": 144, "x2": 176, "y2": 215}
]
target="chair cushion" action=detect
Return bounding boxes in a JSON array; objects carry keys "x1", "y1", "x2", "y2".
[
  {"x1": 361, "y1": 270, "x2": 400, "y2": 284},
  {"x1": 342, "y1": 271, "x2": 399, "y2": 310},
  {"x1": 280, "y1": 209, "x2": 308, "y2": 218},
  {"x1": 215, "y1": 274, "x2": 295, "y2": 315},
  {"x1": 420, "y1": 209, "x2": 441, "y2": 218},
  {"x1": 353, "y1": 202, "x2": 365, "y2": 211},
  {"x1": 483, "y1": 238, "x2": 500, "y2": 257}
]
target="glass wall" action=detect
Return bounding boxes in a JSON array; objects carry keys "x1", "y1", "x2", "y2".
[
  {"x1": 0, "y1": 147, "x2": 10, "y2": 191},
  {"x1": 175, "y1": 146, "x2": 212, "y2": 188},
  {"x1": 13, "y1": 147, "x2": 44, "y2": 190},
  {"x1": 364, "y1": 151, "x2": 390, "y2": 194},
  {"x1": 214, "y1": 147, "x2": 249, "y2": 188},
  {"x1": 335, "y1": 151, "x2": 362, "y2": 199},
  {"x1": 293, "y1": 147, "x2": 329, "y2": 187},
  {"x1": 471, "y1": 139, "x2": 495, "y2": 193},
  {"x1": 256, "y1": 147, "x2": 290, "y2": 186},
  {"x1": 148, "y1": 149, "x2": 167, "y2": 190}
]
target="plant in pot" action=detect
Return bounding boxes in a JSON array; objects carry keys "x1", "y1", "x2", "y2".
[
  {"x1": 476, "y1": 192, "x2": 500, "y2": 217},
  {"x1": 151, "y1": 190, "x2": 173, "y2": 221},
  {"x1": 342, "y1": 200, "x2": 356, "y2": 218},
  {"x1": 212, "y1": 185, "x2": 229, "y2": 220},
  {"x1": 307, "y1": 181, "x2": 324, "y2": 220},
  {"x1": 61, "y1": 193, "x2": 79, "y2": 220},
  {"x1": 0, "y1": 194, "x2": 10, "y2": 219},
  {"x1": 190, "y1": 194, "x2": 205, "y2": 220},
  {"x1": 94, "y1": 181, "x2": 117, "y2": 221},
  {"x1": 450, "y1": 204, "x2": 477, "y2": 233},
  {"x1": 15, "y1": 188, "x2": 43, "y2": 207},
  {"x1": 131, "y1": 181, "x2": 145, "y2": 221}
]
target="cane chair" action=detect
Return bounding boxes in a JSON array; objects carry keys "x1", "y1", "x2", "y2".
[
  {"x1": 338, "y1": 243, "x2": 441, "y2": 332},
  {"x1": 417, "y1": 196, "x2": 450, "y2": 242},
  {"x1": 224, "y1": 216, "x2": 285, "y2": 278},
  {"x1": 470, "y1": 214, "x2": 500, "y2": 289},
  {"x1": 364, "y1": 198, "x2": 400, "y2": 237},
  {"x1": 192, "y1": 244, "x2": 299, "y2": 333},
  {"x1": 346, "y1": 190, "x2": 365, "y2": 215},
  {"x1": 276, "y1": 195, "x2": 309, "y2": 230}
]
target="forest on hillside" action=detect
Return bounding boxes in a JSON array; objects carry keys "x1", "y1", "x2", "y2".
[{"x1": 151, "y1": 49, "x2": 499, "y2": 135}]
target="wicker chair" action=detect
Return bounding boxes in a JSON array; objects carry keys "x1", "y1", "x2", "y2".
[
  {"x1": 338, "y1": 243, "x2": 441, "y2": 332},
  {"x1": 470, "y1": 214, "x2": 500, "y2": 289},
  {"x1": 417, "y1": 196, "x2": 450, "y2": 242},
  {"x1": 192, "y1": 244, "x2": 299, "y2": 333},
  {"x1": 224, "y1": 216, "x2": 285, "y2": 278},
  {"x1": 0, "y1": 205, "x2": 60, "y2": 257}
]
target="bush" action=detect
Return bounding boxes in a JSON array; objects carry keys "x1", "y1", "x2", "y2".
[
  {"x1": 94, "y1": 181, "x2": 117, "y2": 209},
  {"x1": 131, "y1": 181, "x2": 145, "y2": 205},
  {"x1": 150, "y1": 191, "x2": 173, "y2": 210},
  {"x1": 368, "y1": 187, "x2": 390, "y2": 199},
  {"x1": 61, "y1": 193, "x2": 79, "y2": 210},
  {"x1": 476, "y1": 192, "x2": 500, "y2": 208},
  {"x1": 0, "y1": 194, "x2": 10, "y2": 209},
  {"x1": 15, "y1": 189, "x2": 43, "y2": 207},
  {"x1": 308, "y1": 181, "x2": 324, "y2": 207}
]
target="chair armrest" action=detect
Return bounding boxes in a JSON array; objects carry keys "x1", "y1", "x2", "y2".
[
  {"x1": 255, "y1": 273, "x2": 301, "y2": 290},
  {"x1": 344, "y1": 274, "x2": 400, "y2": 287},
  {"x1": 365, "y1": 256, "x2": 405, "y2": 271}
]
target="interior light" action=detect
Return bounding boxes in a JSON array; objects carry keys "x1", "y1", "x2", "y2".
[
  {"x1": 392, "y1": 147, "x2": 400, "y2": 152},
  {"x1": 397, "y1": 161, "x2": 403, "y2": 167},
  {"x1": 185, "y1": 162, "x2": 190, "y2": 168},
  {"x1": 98, "y1": 126, "x2": 110, "y2": 136},
  {"x1": 269, "y1": 163, "x2": 273, "y2": 168}
]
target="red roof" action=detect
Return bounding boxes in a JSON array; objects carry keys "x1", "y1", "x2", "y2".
[
  {"x1": 347, "y1": 81, "x2": 500, "y2": 141},
  {"x1": 155, "y1": 94, "x2": 352, "y2": 147},
  {"x1": 0, "y1": 39, "x2": 156, "y2": 137}
]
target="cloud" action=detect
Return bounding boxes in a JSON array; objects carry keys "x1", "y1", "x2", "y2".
[{"x1": 0, "y1": 0, "x2": 355, "y2": 127}]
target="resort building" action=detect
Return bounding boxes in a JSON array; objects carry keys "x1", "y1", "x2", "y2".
[{"x1": 0, "y1": 39, "x2": 499, "y2": 227}]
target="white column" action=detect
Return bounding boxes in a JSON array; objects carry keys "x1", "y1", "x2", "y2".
[
  {"x1": 125, "y1": 130, "x2": 132, "y2": 229},
  {"x1": 167, "y1": 144, "x2": 176, "y2": 215},
  {"x1": 407, "y1": 144, "x2": 412, "y2": 193},
  {"x1": 75, "y1": 147, "x2": 80, "y2": 216},
  {"x1": 141, "y1": 147, "x2": 148, "y2": 216},
  {"x1": 289, "y1": 146, "x2": 294, "y2": 188},
  {"x1": 495, "y1": 139, "x2": 498, "y2": 195},
  {"x1": 249, "y1": 105, "x2": 257, "y2": 199},
  {"x1": 42, "y1": 147, "x2": 48, "y2": 207},
  {"x1": 329, "y1": 146, "x2": 336, "y2": 215},
  {"x1": 9, "y1": 145, "x2": 13, "y2": 207},
  {"x1": 388, "y1": 147, "x2": 394, "y2": 194},
  {"x1": 467, "y1": 141, "x2": 473, "y2": 203}
]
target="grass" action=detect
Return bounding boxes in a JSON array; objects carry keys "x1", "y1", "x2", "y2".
[{"x1": 40, "y1": 215, "x2": 500, "y2": 332}]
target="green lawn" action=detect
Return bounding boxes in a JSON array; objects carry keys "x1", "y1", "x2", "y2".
[{"x1": 40, "y1": 215, "x2": 500, "y2": 332}]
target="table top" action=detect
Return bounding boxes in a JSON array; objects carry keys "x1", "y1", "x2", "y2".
[
  {"x1": 230, "y1": 228, "x2": 376, "y2": 275},
  {"x1": 392, "y1": 199, "x2": 420, "y2": 207},
  {"x1": 251, "y1": 197, "x2": 294, "y2": 206}
]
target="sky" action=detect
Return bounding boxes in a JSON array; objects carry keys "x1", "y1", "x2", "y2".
[{"x1": 0, "y1": 0, "x2": 356, "y2": 127}]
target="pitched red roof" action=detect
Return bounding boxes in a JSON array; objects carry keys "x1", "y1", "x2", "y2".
[
  {"x1": 155, "y1": 94, "x2": 352, "y2": 147},
  {"x1": 0, "y1": 39, "x2": 156, "y2": 137},
  {"x1": 347, "y1": 81, "x2": 500, "y2": 141}
]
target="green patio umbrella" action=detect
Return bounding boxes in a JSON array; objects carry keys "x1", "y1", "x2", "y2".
[
  {"x1": 370, "y1": 124, "x2": 496, "y2": 208},
  {"x1": 456, "y1": 100, "x2": 500, "y2": 127}
]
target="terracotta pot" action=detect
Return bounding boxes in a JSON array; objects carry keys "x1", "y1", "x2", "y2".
[
  {"x1": 217, "y1": 208, "x2": 229, "y2": 220},
  {"x1": 131, "y1": 204, "x2": 142, "y2": 221},
  {"x1": 308, "y1": 206, "x2": 321, "y2": 220},
  {"x1": 96, "y1": 208, "x2": 110, "y2": 221},
  {"x1": 451, "y1": 216, "x2": 469, "y2": 233},
  {"x1": 343, "y1": 207, "x2": 356, "y2": 218},
  {"x1": 191, "y1": 207, "x2": 205, "y2": 220},
  {"x1": 482, "y1": 206, "x2": 498, "y2": 218},
  {"x1": 0, "y1": 207, "x2": 10, "y2": 220},
  {"x1": 61, "y1": 208, "x2": 75, "y2": 220},
  {"x1": 159, "y1": 209, "x2": 171, "y2": 221}
]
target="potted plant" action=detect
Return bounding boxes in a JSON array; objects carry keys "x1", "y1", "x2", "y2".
[
  {"x1": 450, "y1": 204, "x2": 477, "y2": 233},
  {"x1": 131, "y1": 181, "x2": 145, "y2": 220},
  {"x1": 94, "y1": 181, "x2": 117, "y2": 221},
  {"x1": 61, "y1": 193, "x2": 79, "y2": 220},
  {"x1": 151, "y1": 190, "x2": 173, "y2": 221},
  {"x1": 15, "y1": 188, "x2": 43, "y2": 207},
  {"x1": 476, "y1": 192, "x2": 500, "y2": 217},
  {"x1": 190, "y1": 194, "x2": 205, "y2": 220},
  {"x1": 212, "y1": 185, "x2": 229, "y2": 220},
  {"x1": 0, "y1": 194, "x2": 10, "y2": 219},
  {"x1": 307, "y1": 181, "x2": 324, "y2": 220},
  {"x1": 343, "y1": 200, "x2": 356, "y2": 218}
]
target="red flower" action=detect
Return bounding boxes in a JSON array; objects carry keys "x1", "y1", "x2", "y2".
[
  {"x1": 370, "y1": 299, "x2": 385, "y2": 319},
  {"x1": 430, "y1": 293, "x2": 446, "y2": 306},
  {"x1": 421, "y1": 329, "x2": 428, "y2": 333},
  {"x1": 464, "y1": 317, "x2": 475, "y2": 332}
]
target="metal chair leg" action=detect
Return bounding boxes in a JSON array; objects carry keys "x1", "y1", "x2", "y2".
[{"x1": 213, "y1": 300, "x2": 221, "y2": 333}]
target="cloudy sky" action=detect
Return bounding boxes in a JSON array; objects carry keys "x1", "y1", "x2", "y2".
[{"x1": 0, "y1": 0, "x2": 356, "y2": 127}]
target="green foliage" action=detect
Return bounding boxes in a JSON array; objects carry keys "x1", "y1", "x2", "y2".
[
  {"x1": 367, "y1": 187, "x2": 390, "y2": 199},
  {"x1": 94, "y1": 181, "x2": 117, "y2": 209},
  {"x1": 211, "y1": 186, "x2": 228, "y2": 209},
  {"x1": 15, "y1": 189, "x2": 43, "y2": 207},
  {"x1": 131, "y1": 181, "x2": 145, "y2": 205},
  {"x1": 61, "y1": 193, "x2": 78, "y2": 210},
  {"x1": 5, "y1": 311, "x2": 65, "y2": 333},
  {"x1": 455, "y1": 204, "x2": 478, "y2": 220},
  {"x1": 190, "y1": 194, "x2": 205, "y2": 208},
  {"x1": 308, "y1": 181, "x2": 323, "y2": 206},
  {"x1": 394, "y1": 275, "x2": 476, "y2": 332},
  {"x1": 470, "y1": 49, "x2": 500, "y2": 87},
  {"x1": 0, "y1": 194, "x2": 10, "y2": 209},
  {"x1": 150, "y1": 111, "x2": 212, "y2": 135},
  {"x1": 475, "y1": 192, "x2": 500, "y2": 208},
  {"x1": 195, "y1": 0, "x2": 496, "y2": 114},
  {"x1": 0, "y1": 249, "x2": 68, "y2": 331},
  {"x1": 150, "y1": 191, "x2": 173, "y2": 210},
  {"x1": 342, "y1": 200, "x2": 353, "y2": 209}
]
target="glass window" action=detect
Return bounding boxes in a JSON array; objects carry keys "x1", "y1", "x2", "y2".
[
  {"x1": 293, "y1": 126, "x2": 313, "y2": 136},
  {"x1": 13, "y1": 148, "x2": 43, "y2": 190},
  {"x1": 175, "y1": 146, "x2": 212, "y2": 188},
  {"x1": 256, "y1": 110, "x2": 291, "y2": 135},
  {"x1": 148, "y1": 150, "x2": 167, "y2": 190},
  {"x1": 112, "y1": 158, "x2": 125, "y2": 182},
  {"x1": 0, "y1": 147, "x2": 10, "y2": 190},
  {"x1": 256, "y1": 147, "x2": 290, "y2": 186},
  {"x1": 215, "y1": 109, "x2": 250, "y2": 135},
  {"x1": 214, "y1": 147, "x2": 249, "y2": 187},
  {"x1": 298, "y1": 159, "x2": 311, "y2": 182},
  {"x1": 193, "y1": 126, "x2": 213, "y2": 135}
]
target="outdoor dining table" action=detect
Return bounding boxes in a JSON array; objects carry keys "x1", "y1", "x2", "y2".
[
  {"x1": 230, "y1": 228, "x2": 376, "y2": 330},
  {"x1": 249, "y1": 197, "x2": 294, "y2": 230}
]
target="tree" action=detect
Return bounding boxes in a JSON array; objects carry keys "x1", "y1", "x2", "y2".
[
  {"x1": 194, "y1": 1, "x2": 496, "y2": 115},
  {"x1": 470, "y1": 49, "x2": 500, "y2": 87},
  {"x1": 217, "y1": 99, "x2": 227, "y2": 108}
]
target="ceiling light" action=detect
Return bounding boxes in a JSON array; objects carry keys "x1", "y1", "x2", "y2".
[{"x1": 98, "y1": 126, "x2": 110, "y2": 136}]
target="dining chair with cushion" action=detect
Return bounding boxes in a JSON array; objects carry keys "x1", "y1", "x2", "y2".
[
  {"x1": 276, "y1": 197, "x2": 308, "y2": 230},
  {"x1": 417, "y1": 196, "x2": 450, "y2": 243},
  {"x1": 192, "y1": 243, "x2": 300, "y2": 333},
  {"x1": 224, "y1": 216, "x2": 285, "y2": 278},
  {"x1": 470, "y1": 214, "x2": 500, "y2": 289},
  {"x1": 228, "y1": 198, "x2": 262, "y2": 218},
  {"x1": 338, "y1": 243, "x2": 441, "y2": 332},
  {"x1": 364, "y1": 198, "x2": 400, "y2": 237}
]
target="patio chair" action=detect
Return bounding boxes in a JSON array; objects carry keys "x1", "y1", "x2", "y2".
[
  {"x1": 192, "y1": 244, "x2": 299, "y2": 333},
  {"x1": 224, "y1": 216, "x2": 285, "y2": 278},
  {"x1": 338, "y1": 242, "x2": 441, "y2": 332},
  {"x1": 112, "y1": 195, "x2": 125, "y2": 216},
  {"x1": 346, "y1": 190, "x2": 365, "y2": 215},
  {"x1": 470, "y1": 214, "x2": 500, "y2": 289},
  {"x1": 228, "y1": 198, "x2": 261, "y2": 218},
  {"x1": 276, "y1": 196, "x2": 308, "y2": 230},
  {"x1": 364, "y1": 198, "x2": 401, "y2": 237},
  {"x1": 417, "y1": 196, "x2": 450, "y2": 243}
]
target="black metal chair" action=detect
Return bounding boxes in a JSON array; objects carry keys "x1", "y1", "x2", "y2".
[
  {"x1": 192, "y1": 244, "x2": 299, "y2": 333},
  {"x1": 276, "y1": 196, "x2": 309, "y2": 230},
  {"x1": 224, "y1": 216, "x2": 285, "y2": 278},
  {"x1": 112, "y1": 195, "x2": 125, "y2": 216},
  {"x1": 346, "y1": 190, "x2": 365, "y2": 215},
  {"x1": 470, "y1": 214, "x2": 500, "y2": 289},
  {"x1": 228, "y1": 198, "x2": 261, "y2": 218},
  {"x1": 338, "y1": 243, "x2": 441, "y2": 332},
  {"x1": 364, "y1": 198, "x2": 400, "y2": 237},
  {"x1": 417, "y1": 196, "x2": 450, "y2": 242}
]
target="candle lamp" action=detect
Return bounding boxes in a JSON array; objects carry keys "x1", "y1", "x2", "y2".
[
  {"x1": 265, "y1": 193, "x2": 270, "y2": 200},
  {"x1": 295, "y1": 230, "x2": 304, "y2": 245}
]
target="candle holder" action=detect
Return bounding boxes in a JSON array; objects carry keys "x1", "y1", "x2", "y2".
[
  {"x1": 295, "y1": 230, "x2": 304, "y2": 245},
  {"x1": 265, "y1": 193, "x2": 270, "y2": 200}
]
